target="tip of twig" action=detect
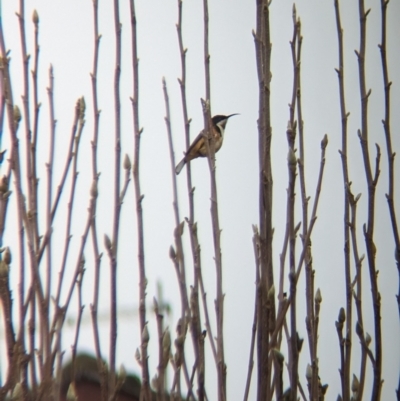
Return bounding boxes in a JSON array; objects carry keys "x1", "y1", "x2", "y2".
[
  {"x1": 32, "y1": 9, "x2": 39, "y2": 24},
  {"x1": 123, "y1": 154, "x2": 132, "y2": 170},
  {"x1": 321, "y1": 134, "x2": 328, "y2": 149}
]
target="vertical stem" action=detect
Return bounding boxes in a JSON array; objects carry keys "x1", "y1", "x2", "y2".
[
  {"x1": 162, "y1": 78, "x2": 190, "y2": 318},
  {"x1": 176, "y1": 0, "x2": 194, "y2": 228},
  {"x1": 378, "y1": 0, "x2": 400, "y2": 395},
  {"x1": 109, "y1": 0, "x2": 122, "y2": 394},
  {"x1": 18, "y1": 0, "x2": 40, "y2": 254},
  {"x1": 90, "y1": 1, "x2": 106, "y2": 399},
  {"x1": 129, "y1": 2, "x2": 151, "y2": 400},
  {"x1": 175, "y1": 6, "x2": 210, "y2": 394},
  {"x1": 379, "y1": 0, "x2": 400, "y2": 305},
  {"x1": 45, "y1": 64, "x2": 56, "y2": 376},
  {"x1": 201, "y1": 0, "x2": 225, "y2": 396},
  {"x1": 356, "y1": 1, "x2": 382, "y2": 399},
  {"x1": 16, "y1": 0, "x2": 30, "y2": 390},
  {"x1": 254, "y1": 0, "x2": 274, "y2": 399},
  {"x1": 334, "y1": 1, "x2": 352, "y2": 399},
  {"x1": 288, "y1": 143, "x2": 298, "y2": 400}
]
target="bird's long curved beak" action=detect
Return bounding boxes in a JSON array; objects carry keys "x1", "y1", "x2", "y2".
[{"x1": 227, "y1": 113, "x2": 239, "y2": 119}]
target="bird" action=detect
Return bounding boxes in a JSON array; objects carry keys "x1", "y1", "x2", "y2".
[{"x1": 175, "y1": 114, "x2": 238, "y2": 175}]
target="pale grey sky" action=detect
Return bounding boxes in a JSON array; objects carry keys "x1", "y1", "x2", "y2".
[{"x1": 1, "y1": 0, "x2": 399, "y2": 399}]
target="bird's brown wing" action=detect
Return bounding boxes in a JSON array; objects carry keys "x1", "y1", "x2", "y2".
[{"x1": 184, "y1": 130, "x2": 207, "y2": 161}]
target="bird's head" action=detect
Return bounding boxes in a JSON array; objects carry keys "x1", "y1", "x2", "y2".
[{"x1": 212, "y1": 113, "x2": 238, "y2": 135}]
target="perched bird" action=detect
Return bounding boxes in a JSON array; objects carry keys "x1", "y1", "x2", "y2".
[{"x1": 175, "y1": 114, "x2": 238, "y2": 175}]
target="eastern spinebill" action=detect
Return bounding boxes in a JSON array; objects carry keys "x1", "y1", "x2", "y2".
[{"x1": 175, "y1": 114, "x2": 238, "y2": 175}]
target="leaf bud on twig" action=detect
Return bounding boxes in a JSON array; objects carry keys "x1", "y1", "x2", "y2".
[
  {"x1": 355, "y1": 321, "x2": 363, "y2": 337},
  {"x1": 0, "y1": 175, "x2": 8, "y2": 193},
  {"x1": 3, "y1": 247, "x2": 11, "y2": 265},
  {"x1": 14, "y1": 105, "x2": 22, "y2": 124},
  {"x1": 141, "y1": 324, "x2": 149, "y2": 344},
  {"x1": 338, "y1": 307, "x2": 345, "y2": 323},
  {"x1": 32, "y1": 9, "x2": 39, "y2": 24},
  {"x1": 315, "y1": 288, "x2": 322, "y2": 304},
  {"x1": 272, "y1": 348, "x2": 284, "y2": 364},
  {"x1": 153, "y1": 296, "x2": 159, "y2": 311},
  {"x1": 365, "y1": 332, "x2": 371, "y2": 346},
  {"x1": 297, "y1": 333, "x2": 304, "y2": 352},
  {"x1": 175, "y1": 334, "x2": 185, "y2": 348},
  {"x1": 321, "y1": 133, "x2": 328, "y2": 149},
  {"x1": 321, "y1": 384, "x2": 329, "y2": 395},
  {"x1": 351, "y1": 374, "x2": 359, "y2": 394},
  {"x1": 169, "y1": 245, "x2": 176, "y2": 261},
  {"x1": 135, "y1": 348, "x2": 141, "y2": 364},
  {"x1": 104, "y1": 234, "x2": 112, "y2": 252},
  {"x1": 123, "y1": 153, "x2": 132, "y2": 170},
  {"x1": 268, "y1": 284, "x2": 275, "y2": 300},
  {"x1": 79, "y1": 97, "x2": 86, "y2": 119},
  {"x1": 292, "y1": 3, "x2": 297, "y2": 23},
  {"x1": 305, "y1": 364, "x2": 312, "y2": 380}
]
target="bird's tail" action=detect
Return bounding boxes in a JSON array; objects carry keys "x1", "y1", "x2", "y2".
[{"x1": 175, "y1": 158, "x2": 186, "y2": 175}]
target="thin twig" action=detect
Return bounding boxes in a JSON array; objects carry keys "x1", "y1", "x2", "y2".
[
  {"x1": 89, "y1": 1, "x2": 106, "y2": 399},
  {"x1": 201, "y1": 96, "x2": 226, "y2": 401},
  {"x1": 163, "y1": 78, "x2": 189, "y2": 318},
  {"x1": 109, "y1": 0, "x2": 123, "y2": 393},
  {"x1": 53, "y1": 98, "x2": 85, "y2": 310},
  {"x1": 378, "y1": 0, "x2": 400, "y2": 320},
  {"x1": 333, "y1": 1, "x2": 352, "y2": 399},
  {"x1": 356, "y1": 1, "x2": 382, "y2": 398},
  {"x1": 129, "y1": 2, "x2": 151, "y2": 400},
  {"x1": 288, "y1": 143, "x2": 298, "y2": 400},
  {"x1": 16, "y1": 7, "x2": 33, "y2": 386},
  {"x1": 243, "y1": 227, "x2": 261, "y2": 401}
]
